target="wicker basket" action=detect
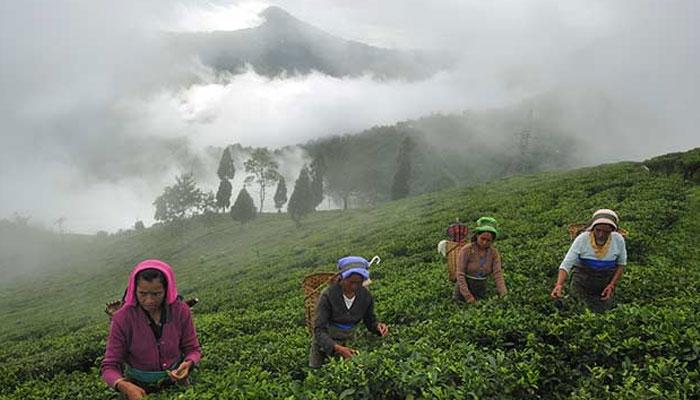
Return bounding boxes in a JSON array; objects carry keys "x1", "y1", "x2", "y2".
[
  {"x1": 445, "y1": 241, "x2": 464, "y2": 282},
  {"x1": 567, "y1": 223, "x2": 628, "y2": 241},
  {"x1": 302, "y1": 272, "x2": 338, "y2": 335}
]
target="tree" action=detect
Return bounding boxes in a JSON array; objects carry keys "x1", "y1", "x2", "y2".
[
  {"x1": 391, "y1": 136, "x2": 415, "y2": 200},
  {"x1": 273, "y1": 177, "x2": 288, "y2": 213},
  {"x1": 309, "y1": 154, "x2": 325, "y2": 210},
  {"x1": 244, "y1": 148, "x2": 280, "y2": 213},
  {"x1": 153, "y1": 173, "x2": 205, "y2": 223},
  {"x1": 215, "y1": 179, "x2": 233, "y2": 212},
  {"x1": 217, "y1": 146, "x2": 236, "y2": 180},
  {"x1": 134, "y1": 220, "x2": 145, "y2": 231},
  {"x1": 230, "y1": 187, "x2": 257, "y2": 224},
  {"x1": 287, "y1": 166, "x2": 314, "y2": 225}
]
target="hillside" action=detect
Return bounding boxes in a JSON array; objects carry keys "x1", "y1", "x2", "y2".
[{"x1": 0, "y1": 149, "x2": 698, "y2": 399}]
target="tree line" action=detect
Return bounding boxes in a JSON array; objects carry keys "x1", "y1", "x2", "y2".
[{"x1": 151, "y1": 136, "x2": 415, "y2": 228}]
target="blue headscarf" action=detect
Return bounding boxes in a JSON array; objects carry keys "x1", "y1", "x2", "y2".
[{"x1": 337, "y1": 256, "x2": 370, "y2": 280}]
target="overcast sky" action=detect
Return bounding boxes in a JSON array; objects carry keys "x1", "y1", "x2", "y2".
[{"x1": 0, "y1": 0, "x2": 698, "y2": 233}]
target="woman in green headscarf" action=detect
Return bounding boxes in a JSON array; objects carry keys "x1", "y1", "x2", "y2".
[{"x1": 453, "y1": 217, "x2": 508, "y2": 303}]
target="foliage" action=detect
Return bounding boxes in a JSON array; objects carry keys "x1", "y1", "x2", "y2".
[
  {"x1": 390, "y1": 136, "x2": 415, "y2": 200},
  {"x1": 153, "y1": 173, "x2": 210, "y2": 223},
  {"x1": 134, "y1": 220, "x2": 145, "y2": 231},
  {"x1": 217, "y1": 146, "x2": 236, "y2": 181},
  {"x1": 230, "y1": 187, "x2": 257, "y2": 224},
  {"x1": 244, "y1": 148, "x2": 281, "y2": 213},
  {"x1": 216, "y1": 179, "x2": 233, "y2": 212},
  {"x1": 0, "y1": 149, "x2": 699, "y2": 399},
  {"x1": 287, "y1": 166, "x2": 314, "y2": 225},
  {"x1": 304, "y1": 112, "x2": 578, "y2": 209},
  {"x1": 644, "y1": 147, "x2": 700, "y2": 183},
  {"x1": 273, "y1": 177, "x2": 288, "y2": 212}
]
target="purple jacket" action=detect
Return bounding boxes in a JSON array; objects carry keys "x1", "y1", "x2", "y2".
[{"x1": 101, "y1": 260, "x2": 202, "y2": 388}]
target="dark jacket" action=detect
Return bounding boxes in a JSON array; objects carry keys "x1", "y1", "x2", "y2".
[{"x1": 313, "y1": 283, "x2": 380, "y2": 354}]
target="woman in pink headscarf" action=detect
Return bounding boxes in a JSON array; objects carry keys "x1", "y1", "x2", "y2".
[{"x1": 101, "y1": 260, "x2": 202, "y2": 400}]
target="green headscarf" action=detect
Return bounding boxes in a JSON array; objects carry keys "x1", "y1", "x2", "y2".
[{"x1": 474, "y1": 216, "x2": 498, "y2": 239}]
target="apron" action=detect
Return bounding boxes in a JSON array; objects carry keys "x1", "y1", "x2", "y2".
[
  {"x1": 122, "y1": 358, "x2": 184, "y2": 393},
  {"x1": 309, "y1": 323, "x2": 357, "y2": 368},
  {"x1": 570, "y1": 265, "x2": 616, "y2": 313}
]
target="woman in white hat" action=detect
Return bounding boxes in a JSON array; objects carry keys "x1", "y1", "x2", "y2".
[{"x1": 550, "y1": 209, "x2": 627, "y2": 312}]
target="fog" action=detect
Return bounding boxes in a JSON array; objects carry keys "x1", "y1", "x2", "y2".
[{"x1": 0, "y1": 0, "x2": 698, "y2": 233}]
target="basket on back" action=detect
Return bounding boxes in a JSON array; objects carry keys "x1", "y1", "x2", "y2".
[
  {"x1": 567, "y1": 223, "x2": 628, "y2": 241},
  {"x1": 446, "y1": 241, "x2": 463, "y2": 282},
  {"x1": 302, "y1": 272, "x2": 338, "y2": 335},
  {"x1": 445, "y1": 220, "x2": 468, "y2": 282}
]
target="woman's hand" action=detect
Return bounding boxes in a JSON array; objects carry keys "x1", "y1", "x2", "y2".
[
  {"x1": 116, "y1": 380, "x2": 146, "y2": 400},
  {"x1": 377, "y1": 323, "x2": 389, "y2": 337},
  {"x1": 550, "y1": 284, "x2": 564, "y2": 299},
  {"x1": 601, "y1": 284, "x2": 615, "y2": 300},
  {"x1": 466, "y1": 294, "x2": 477, "y2": 304},
  {"x1": 333, "y1": 344, "x2": 358, "y2": 360},
  {"x1": 168, "y1": 360, "x2": 193, "y2": 381}
]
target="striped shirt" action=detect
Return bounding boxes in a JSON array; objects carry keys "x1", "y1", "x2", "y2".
[
  {"x1": 559, "y1": 231, "x2": 627, "y2": 273},
  {"x1": 456, "y1": 243, "x2": 507, "y2": 296}
]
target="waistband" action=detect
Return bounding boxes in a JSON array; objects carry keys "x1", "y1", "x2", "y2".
[
  {"x1": 331, "y1": 322, "x2": 355, "y2": 330},
  {"x1": 125, "y1": 358, "x2": 181, "y2": 384},
  {"x1": 577, "y1": 257, "x2": 617, "y2": 270}
]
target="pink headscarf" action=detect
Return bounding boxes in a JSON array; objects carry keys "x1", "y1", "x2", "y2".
[{"x1": 123, "y1": 259, "x2": 179, "y2": 306}]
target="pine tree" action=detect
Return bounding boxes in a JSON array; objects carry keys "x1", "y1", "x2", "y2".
[
  {"x1": 273, "y1": 177, "x2": 288, "y2": 213},
  {"x1": 230, "y1": 187, "x2": 257, "y2": 224},
  {"x1": 217, "y1": 147, "x2": 236, "y2": 180},
  {"x1": 391, "y1": 136, "x2": 415, "y2": 200},
  {"x1": 309, "y1": 154, "x2": 325, "y2": 209},
  {"x1": 287, "y1": 166, "x2": 313, "y2": 225},
  {"x1": 215, "y1": 179, "x2": 233, "y2": 212}
]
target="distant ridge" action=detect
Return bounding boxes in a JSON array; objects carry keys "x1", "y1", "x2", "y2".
[{"x1": 167, "y1": 6, "x2": 449, "y2": 80}]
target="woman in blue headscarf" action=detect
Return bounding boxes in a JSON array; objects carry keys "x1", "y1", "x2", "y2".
[{"x1": 309, "y1": 256, "x2": 389, "y2": 368}]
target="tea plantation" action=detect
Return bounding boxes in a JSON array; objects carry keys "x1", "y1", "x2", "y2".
[{"x1": 0, "y1": 149, "x2": 698, "y2": 399}]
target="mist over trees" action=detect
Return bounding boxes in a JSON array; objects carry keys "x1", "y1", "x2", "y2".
[
  {"x1": 303, "y1": 108, "x2": 579, "y2": 208},
  {"x1": 390, "y1": 136, "x2": 415, "y2": 200}
]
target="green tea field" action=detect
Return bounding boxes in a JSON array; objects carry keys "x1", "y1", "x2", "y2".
[{"x1": 1, "y1": 149, "x2": 698, "y2": 399}]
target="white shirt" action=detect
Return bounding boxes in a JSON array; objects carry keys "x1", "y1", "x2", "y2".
[
  {"x1": 343, "y1": 294, "x2": 355, "y2": 310},
  {"x1": 559, "y1": 231, "x2": 627, "y2": 273}
]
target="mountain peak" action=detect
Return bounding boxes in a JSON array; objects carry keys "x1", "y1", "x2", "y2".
[{"x1": 259, "y1": 6, "x2": 300, "y2": 25}]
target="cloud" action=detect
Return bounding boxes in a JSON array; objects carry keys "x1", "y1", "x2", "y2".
[{"x1": 0, "y1": 0, "x2": 697, "y2": 233}]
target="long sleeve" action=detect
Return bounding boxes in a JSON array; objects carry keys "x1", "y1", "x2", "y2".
[
  {"x1": 362, "y1": 294, "x2": 380, "y2": 335},
  {"x1": 615, "y1": 233, "x2": 628, "y2": 266},
  {"x1": 491, "y1": 249, "x2": 507, "y2": 295},
  {"x1": 456, "y1": 245, "x2": 473, "y2": 299},
  {"x1": 559, "y1": 233, "x2": 585, "y2": 273},
  {"x1": 178, "y1": 305, "x2": 202, "y2": 365},
  {"x1": 101, "y1": 316, "x2": 128, "y2": 388},
  {"x1": 313, "y1": 292, "x2": 336, "y2": 355}
]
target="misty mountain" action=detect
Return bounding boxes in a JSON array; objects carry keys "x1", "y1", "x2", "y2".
[
  {"x1": 167, "y1": 6, "x2": 448, "y2": 80},
  {"x1": 301, "y1": 105, "x2": 581, "y2": 208}
]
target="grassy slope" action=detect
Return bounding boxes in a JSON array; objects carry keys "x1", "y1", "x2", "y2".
[{"x1": 1, "y1": 154, "x2": 698, "y2": 399}]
